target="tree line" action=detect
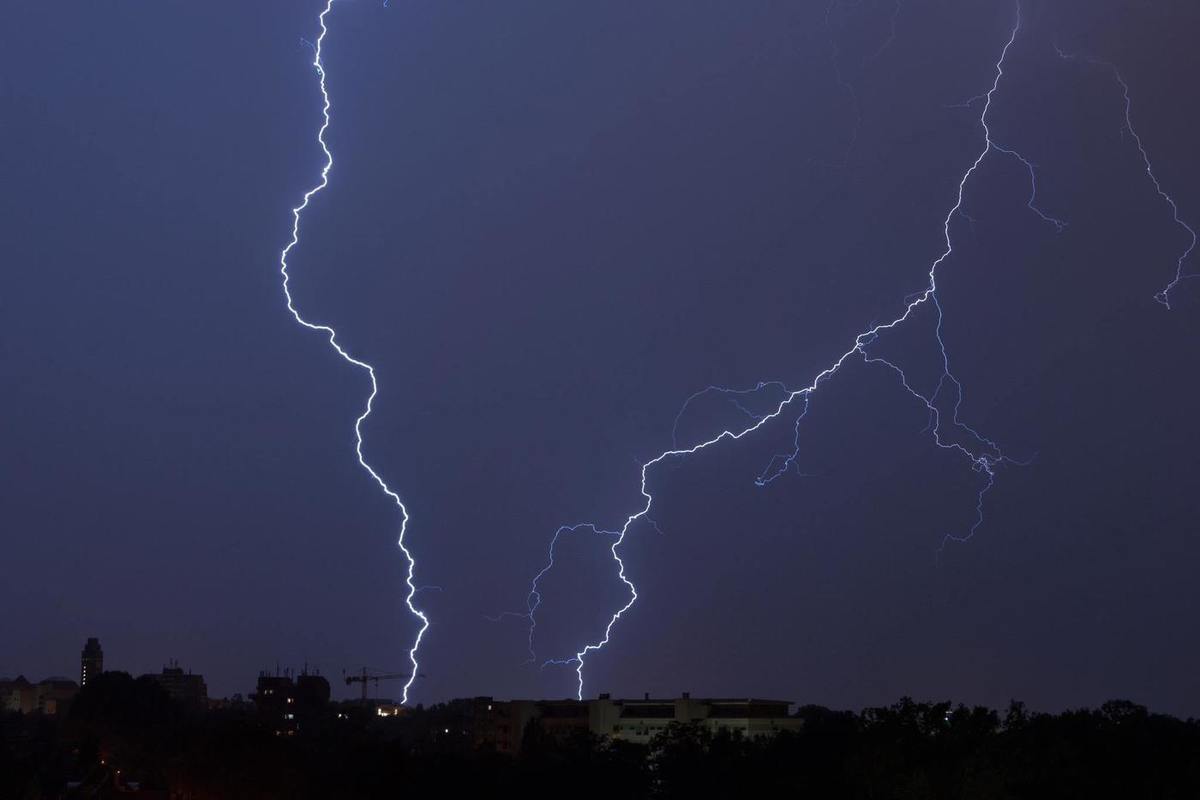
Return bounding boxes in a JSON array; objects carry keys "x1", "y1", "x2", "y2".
[{"x1": 2, "y1": 671, "x2": 1198, "y2": 798}]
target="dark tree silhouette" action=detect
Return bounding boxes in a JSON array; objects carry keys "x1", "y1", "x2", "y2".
[{"x1": 4, "y1": 695, "x2": 1200, "y2": 798}]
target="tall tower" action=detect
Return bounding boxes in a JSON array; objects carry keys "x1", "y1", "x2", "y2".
[{"x1": 80, "y1": 637, "x2": 103, "y2": 687}]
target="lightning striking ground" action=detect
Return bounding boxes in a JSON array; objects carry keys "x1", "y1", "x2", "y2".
[
  {"x1": 278, "y1": 0, "x2": 428, "y2": 704},
  {"x1": 486, "y1": 524, "x2": 622, "y2": 666},
  {"x1": 523, "y1": 1, "x2": 1047, "y2": 700}
]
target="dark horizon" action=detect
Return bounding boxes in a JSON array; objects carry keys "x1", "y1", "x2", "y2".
[
  {"x1": 9, "y1": 634, "x2": 1200, "y2": 720},
  {"x1": 10, "y1": 674, "x2": 1199, "y2": 798},
  {"x1": 4, "y1": 0, "x2": 1199, "y2": 716}
]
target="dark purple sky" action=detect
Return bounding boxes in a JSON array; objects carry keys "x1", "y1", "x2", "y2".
[{"x1": 4, "y1": 0, "x2": 1199, "y2": 715}]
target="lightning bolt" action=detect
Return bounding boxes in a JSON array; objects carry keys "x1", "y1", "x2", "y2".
[
  {"x1": 278, "y1": 0, "x2": 428, "y2": 705},
  {"x1": 522, "y1": 0, "x2": 1059, "y2": 701},
  {"x1": 823, "y1": 0, "x2": 863, "y2": 164},
  {"x1": 486, "y1": 524, "x2": 622, "y2": 666},
  {"x1": 870, "y1": 0, "x2": 904, "y2": 65},
  {"x1": 670, "y1": 381, "x2": 792, "y2": 449},
  {"x1": 822, "y1": 0, "x2": 905, "y2": 167},
  {"x1": 1053, "y1": 47, "x2": 1197, "y2": 308}
]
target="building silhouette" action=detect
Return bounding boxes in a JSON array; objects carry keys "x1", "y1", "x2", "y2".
[
  {"x1": 80, "y1": 637, "x2": 103, "y2": 687},
  {"x1": 294, "y1": 670, "x2": 331, "y2": 711},
  {"x1": 36, "y1": 678, "x2": 79, "y2": 715},
  {"x1": 253, "y1": 667, "x2": 330, "y2": 734},
  {"x1": 0, "y1": 676, "x2": 37, "y2": 714},
  {"x1": 142, "y1": 661, "x2": 208, "y2": 709},
  {"x1": 0, "y1": 675, "x2": 79, "y2": 716},
  {"x1": 434, "y1": 693, "x2": 800, "y2": 753},
  {"x1": 590, "y1": 693, "x2": 799, "y2": 744}
]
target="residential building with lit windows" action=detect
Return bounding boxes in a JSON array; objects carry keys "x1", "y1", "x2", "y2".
[
  {"x1": 465, "y1": 693, "x2": 799, "y2": 752},
  {"x1": 252, "y1": 668, "x2": 331, "y2": 734},
  {"x1": 590, "y1": 693, "x2": 800, "y2": 743}
]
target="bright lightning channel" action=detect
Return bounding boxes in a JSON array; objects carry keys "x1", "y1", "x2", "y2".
[
  {"x1": 522, "y1": 1, "x2": 1054, "y2": 701},
  {"x1": 278, "y1": 0, "x2": 428, "y2": 704}
]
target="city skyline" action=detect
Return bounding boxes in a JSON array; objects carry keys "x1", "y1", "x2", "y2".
[{"x1": 4, "y1": 0, "x2": 1200, "y2": 716}]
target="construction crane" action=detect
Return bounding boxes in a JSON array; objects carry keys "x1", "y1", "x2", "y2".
[{"x1": 343, "y1": 667, "x2": 407, "y2": 703}]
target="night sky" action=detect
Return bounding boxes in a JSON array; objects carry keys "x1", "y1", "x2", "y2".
[{"x1": 4, "y1": 0, "x2": 1199, "y2": 715}]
